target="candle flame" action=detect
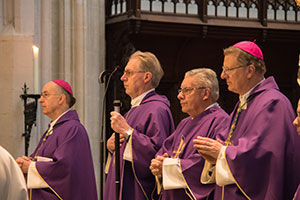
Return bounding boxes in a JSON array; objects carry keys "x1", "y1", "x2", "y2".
[{"x1": 33, "y1": 45, "x2": 39, "y2": 54}]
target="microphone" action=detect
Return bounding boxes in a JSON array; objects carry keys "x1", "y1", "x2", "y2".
[
  {"x1": 98, "y1": 66, "x2": 120, "y2": 85},
  {"x1": 113, "y1": 100, "x2": 121, "y2": 113}
]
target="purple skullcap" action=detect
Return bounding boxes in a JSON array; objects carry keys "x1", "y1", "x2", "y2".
[
  {"x1": 52, "y1": 80, "x2": 73, "y2": 96},
  {"x1": 233, "y1": 41, "x2": 264, "y2": 61}
]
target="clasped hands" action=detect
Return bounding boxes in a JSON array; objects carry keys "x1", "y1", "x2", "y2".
[
  {"x1": 16, "y1": 156, "x2": 32, "y2": 174},
  {"x1": 193, "y1": 136, "x2": 224, "y2": 164},
  {"x1": 149, "y1": 137, "x2": 223, "y2": 178},
  {"x1": 150, "y1": 153, "x2": 169, "y2": 178}
]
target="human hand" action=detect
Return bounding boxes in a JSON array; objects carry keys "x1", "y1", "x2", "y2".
[
  {"x1": 16, "y1": 156, "x2": 32, "y2": 174},
  {"x1": 107, "y1": 133, "x2": 126, "y2": 153},
  {"x1": 110, "y1": 111, "x2": 131, "y2": 137},
  {"x1": 149, "y1": 153, "x2": 169, "y2": 178},
  {"x1": 193, "y1": 137, "x2": 223, "y2": 164}
]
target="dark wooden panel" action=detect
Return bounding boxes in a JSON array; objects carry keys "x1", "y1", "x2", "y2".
[{"x1": 105, "y1": 0, "x2": 300, "y2": 127}]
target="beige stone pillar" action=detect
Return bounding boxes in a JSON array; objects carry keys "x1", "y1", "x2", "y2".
[
  {"x1": 39, "y1": 0, "x2": 105, "y2": 197},
  {"x1": 0, "y1": 33, "x2": 34, "y2": 157},
  {"x1": 0, "y1": 0, "x2": 36, "y2": 158}
]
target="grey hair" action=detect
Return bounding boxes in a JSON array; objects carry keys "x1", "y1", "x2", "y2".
[
  {"x1": 130, "y1": 51, "x2": 164, "y2": 88},
  {"x1": 56, "y1": 85, "x2": 76, "y2": 108},
  {"x1": 224, "y1": 46, "x2": 266, "y2": 75},
  {"x1": 185, "y1": 68, "x2": 219, "y2": 101}
]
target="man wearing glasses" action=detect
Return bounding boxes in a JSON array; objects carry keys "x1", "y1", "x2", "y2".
[
  {"x1": 150, "y1": 68, "x2": 229, "y2": 200},
  {"x1": 104, "y1": 51, "x2": 175, "y2": 200},
  {"x1": 293, "y1": 98, "x2": 300, "y2": 200},
  {"x1": 16, "y1": 80, "x2": 97, "y2": 200},
  {"x1": 292, "y1": 55, "x2": 300, "y2": 200},
  {"x1": 194, "y1": 41, "x2": 300, "y2": 199}
]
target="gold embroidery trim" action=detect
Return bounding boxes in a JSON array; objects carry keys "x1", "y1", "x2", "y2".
[
  {"x1": 31, "y1": 164, "x2": 63, "y2": 200},
  {"x1": 223, "y1": 152, "x2": 251, "y2": 200},
  {"x1": 128, "y1": 132, "x2": 150, "y2": 200}
]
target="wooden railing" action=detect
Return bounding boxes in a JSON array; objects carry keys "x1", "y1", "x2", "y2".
[{"x1": 106, "y1": 0, "x2": 300, "y2": 26}]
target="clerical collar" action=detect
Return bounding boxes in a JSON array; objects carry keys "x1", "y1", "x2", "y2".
[
  {"x1": 49, "y1": 109, "x2": 71, "y2": 133},
  {"x1": 191, "y1": 103, "x2": 219, "y2": 119},
  {"x1": 239, "y1": 78, "x2": 265, "y2": 109},
  {"x1": 131, "y1": 88, "x2": 155, "y2": 107},
  {"x1": 205, "y1": 102, "x2": 219, "y2": 111}
]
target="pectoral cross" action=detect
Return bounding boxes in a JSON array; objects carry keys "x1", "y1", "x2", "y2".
[{"x1": 172, "y1": 135, "x2": 185, "y2": 158}]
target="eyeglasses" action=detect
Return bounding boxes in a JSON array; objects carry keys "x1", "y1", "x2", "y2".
[
  {"x1": 222, "y1": 65, "x2": 246, "y2": 73},
  {"x1": 40, "y1": 93, "x2": 60, "y2": 98},
  {"x1": 178, "y1": 87, "x2": 206, "y2": 95},
  {"x1": 123, "y1": 70, "x2": 146, "y2": 77}
]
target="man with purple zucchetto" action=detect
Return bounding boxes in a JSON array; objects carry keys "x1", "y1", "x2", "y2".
[
  {"x1": 16, "y1": 80, "x2": 98, "y2": 200},
  {"x1": 293, "y1": 98, "x2": 300, "y2": 200},
  {"x1": 292, "y1": 54, "x2": 300, "y2": 200},
  {"x1": 194, "y1": 41, "x2": 300, "y2": 199}
]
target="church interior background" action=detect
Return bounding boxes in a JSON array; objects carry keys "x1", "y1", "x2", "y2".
[{"x1": 0, "y1": 0, "x2": 299, "y2": 199}]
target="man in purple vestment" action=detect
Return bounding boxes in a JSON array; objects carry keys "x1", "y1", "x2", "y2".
[
  {"x1": 293, "y1": 99, "x2": 300, "y2": 200},
  {"x1": 193, "y1": 41, "x2": 300, "y2": 200},
  {"x1": 104, "y1": 51, "x2": 175, "y2": 200},
  {"x1": 150, "y1": 68, "x2": 229, "y2": 200},
  {"x1": 16, "y1": 80, "x2": 97, "y2": 200},
  {"x1": 292, "y1": 56, "x2": 300, "y2": 200}
]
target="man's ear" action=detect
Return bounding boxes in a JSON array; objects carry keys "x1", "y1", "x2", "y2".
[
  {"x1": 58, "y1": 94, "x2": 66, "y2": 105},
  {"x1": 144, "y1": 72, "x2": 152, "y2": 84},
  {"x1": 247, "y1": 64, "x2": 256, "y2": 79},
  {"x1": 203, "y1": 88, "x2": 210, "y2": 101}
]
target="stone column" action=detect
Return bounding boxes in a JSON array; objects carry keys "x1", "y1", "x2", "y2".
[
  {"x1": 71, "y1": 0, "x2": 105, "y2": 197},
  {"x1": 0, "y1": 0, "x2": 36, "y2": 157},
  {"x1": 0, "y1": 32, "x2": 34, "y2": 157},
  {"x1": 40, "y1": 0, "x2": 105, "y2": 197}
]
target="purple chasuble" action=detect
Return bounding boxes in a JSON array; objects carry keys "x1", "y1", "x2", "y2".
[
  {"x1": 29, "y1": 110, "x2": 98, "y2": 200},
  {"x1": 104, "y1": 91, "x2": 175, "y2": 200},
  {"x1": 215, "y1": 77, "x2": 300, "y2": 200},
  {"x1": 156, "y1": 105, "x2": 229, "y2": 200}
]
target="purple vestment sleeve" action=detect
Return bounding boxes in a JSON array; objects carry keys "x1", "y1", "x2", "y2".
[
  {"x1": 215, "y1": 77, "x2": 300, "y2": 200},
  {"x1": 156, "y1": 105, "x2": 229, "y2": 200},
  {"x1": 30, "y1": 110, "x2": 98, "y2": 200},
  {"x1": 104, "y1": 91, "x2": 175, "y2": 200}
]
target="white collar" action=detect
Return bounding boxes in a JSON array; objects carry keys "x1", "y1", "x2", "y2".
[
  {"x1": 191, "y1": 103, "x2": 219, "y2": 119},
  {"x1": 49, "y1": 109, "x2": 71, "y2": 130},
  {"x1": 239, "y1": 78, "x2": 265, "y2": 109},
  {"x1": 205, "y1": 102, "x2": 219, "y2": 111},
  {"x1": 131, "y1": 88, "x2": 155, "y2": 107}
]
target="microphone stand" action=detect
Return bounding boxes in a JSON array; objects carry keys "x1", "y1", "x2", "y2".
[{"x1": 98, "y1": 66, "x2": 119, "y2": 199}]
